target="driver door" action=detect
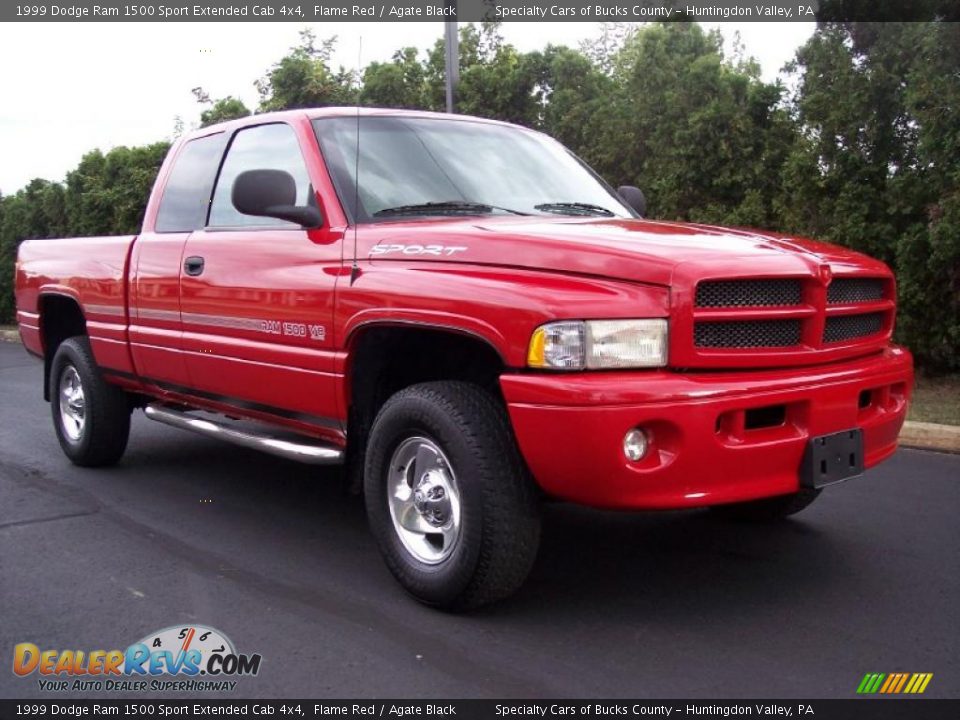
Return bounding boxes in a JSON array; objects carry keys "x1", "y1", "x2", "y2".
[{"x1": 178, "y1": 121, "x2": 341, "y2": 434}]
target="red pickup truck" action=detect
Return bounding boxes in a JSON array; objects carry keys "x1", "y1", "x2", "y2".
[{"x1": 16, "y1": 108, "x2": 913, "y2": 608}]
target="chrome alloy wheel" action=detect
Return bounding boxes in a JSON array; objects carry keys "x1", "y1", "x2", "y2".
[
  {"x1": 387, "y1": 436, "x2": 462, "y2": 565},
  {"x1": 58, "y1": 365, "x2": 86, "y2": 442}
]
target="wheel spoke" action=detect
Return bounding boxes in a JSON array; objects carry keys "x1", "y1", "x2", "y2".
[
  {"x1": 413, "y1": 442, "x2": 436, "y2": 480},
  {"x1": 58, "y1": 366, "x2": 86, "y2": 442},
  {"x1": 392, "y1": 482, "x2": 412, "y2": 504},
  {"x1": 398, "y1": 504, "x2": 435, "y2": 535},
  {"x1": 438, "y1": 522, "x2": 457, "y2": 548}
]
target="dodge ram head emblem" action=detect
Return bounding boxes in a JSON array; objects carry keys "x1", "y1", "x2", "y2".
[{"x1": 819, "y1": 264, "x2": 833, "y2": 286}]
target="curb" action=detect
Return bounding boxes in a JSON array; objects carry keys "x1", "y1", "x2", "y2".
[
  {"x1": 898, "y1": 421, "x2": 960, "y2": 454},
  {"x1": 0, "y1": 323, "x2": 956, "y2": 453}
]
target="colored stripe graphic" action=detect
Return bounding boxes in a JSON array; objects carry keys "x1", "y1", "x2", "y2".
[
  {"x1": 884, "y1": 673, "x2": 907, "y2": 693},
  {"x1": 857, "y1": 672, "x2": 933, "y2": 694}
]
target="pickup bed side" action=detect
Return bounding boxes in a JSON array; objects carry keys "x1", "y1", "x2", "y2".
[{"x1": 16, "y1": 235, "x2": 137, "y2": 399}]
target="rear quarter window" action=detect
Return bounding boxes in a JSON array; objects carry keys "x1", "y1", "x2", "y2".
[{"x1": 155, "y1": 132, "x2": 227, "y2": 233}]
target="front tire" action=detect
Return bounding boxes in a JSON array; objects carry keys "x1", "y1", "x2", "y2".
[
  {"x1": 50, "y1": 336, "x2": 131, "y2": 467},
  {"x1": 710, "y1": 488, "x2": 822, "y2": 521},
  {"x1": 364, "y1": 381, "x2": 540, "y2": 610}
]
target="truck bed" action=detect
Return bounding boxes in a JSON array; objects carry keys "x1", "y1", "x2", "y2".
[{"x1": 15, "y1": 235, "x2": 136, "y2": 367}]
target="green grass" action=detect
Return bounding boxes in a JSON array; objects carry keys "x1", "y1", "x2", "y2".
[{"x1": 909, "y1": 374, "x2": 960, "y2": 426}]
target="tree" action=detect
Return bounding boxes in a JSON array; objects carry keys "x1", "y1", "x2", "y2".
[
  {"x1": 361, "y1": 48, "x2": 427, "y2": 109},
  {"x1": 256, "y1": 29, "x2": 356, "y2": 111},
  {"x1": 192, "y1": 87, "x2": 251, "y2": 127},
  {"x1": 581, "y1": 22, "x2": 788, "y2": 226},
  {"x1": 64, "y1": 143, "x2": 169, "y2": 236},
  {"x1": 424, "y1": 23, "x2": 542, "y2": 124},
  {"x1": 530, "y1": 45, "x2": 613, "y2": 161},
  {"x1": 779, "y1": 20, "x2": 959, "y2": 369},
  {"x1": 580, "y1": 22, "x2": 637, "y2": 76},
  {"x1": 892, "y1": 22, "x2": 959, "y2": 369},
  {"x1": 0, "y1": 180, "x2": 70, "y2": 321}
]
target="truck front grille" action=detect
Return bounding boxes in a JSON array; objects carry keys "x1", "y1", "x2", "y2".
[
  {"x1": 695, "y1": 279, "x2": 802, "y2": 308},
  {"x1": 679, "y1": 274, "x2": 893, "y2": 367},
  {"x1": 695, "y1": 320, "x2": 802, "y2": 348},
  {"x1": 827, "y1": 278, "x2": 884, "y2": 304},
  {"x1": 823, "y1": 312, "x2": 884, "y2": 344}
]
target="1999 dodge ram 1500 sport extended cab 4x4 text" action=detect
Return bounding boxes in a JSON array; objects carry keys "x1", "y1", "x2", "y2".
[{"x1": 16, "y1": 108, "x2": 914, "y2": 608}]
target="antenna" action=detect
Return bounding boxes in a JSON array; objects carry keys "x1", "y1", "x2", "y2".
[{"x1": 349, "y1": 37, "x2": 362, "y2": 286}]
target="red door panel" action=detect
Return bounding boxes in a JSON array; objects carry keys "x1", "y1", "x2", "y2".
[
  {"x1": 129, "y1": 231, "x2": 190, "y2": 387},
  {"x1": 178, "y1": 229, "x2": 341, "y2": 434}
]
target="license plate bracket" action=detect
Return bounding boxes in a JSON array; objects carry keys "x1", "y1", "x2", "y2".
[{"x1": 801, "y1": 428, "x2": 864, "y2": 489}]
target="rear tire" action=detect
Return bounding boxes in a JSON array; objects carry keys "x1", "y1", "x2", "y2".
[
  {"x1": 710, "y1": 488, "x2": 822, "y2": 521},
  {"x1": 49, "y1": 336, "x2": 131, "y2": 467},
  {"x1": 364, "y1": 381, "x2": 541, "y2": 610}
]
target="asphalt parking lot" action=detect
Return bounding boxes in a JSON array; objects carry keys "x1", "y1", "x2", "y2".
[{"x1": 1, "y1": 340, "x2": 957, "y2": 699}]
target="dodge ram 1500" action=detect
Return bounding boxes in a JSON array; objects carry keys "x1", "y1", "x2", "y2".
[{"x1": 15, "y1": 108, "x2": 913, "y2": 608}]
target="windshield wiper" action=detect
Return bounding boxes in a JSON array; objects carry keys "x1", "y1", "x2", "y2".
[
  {"x1": 534, "y1": 202, "x2": 615, "y2": 217},
  {"x1": 373, "y1": 201, "x2": 529, "y2": 217}
]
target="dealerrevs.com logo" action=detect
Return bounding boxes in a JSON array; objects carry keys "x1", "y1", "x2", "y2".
[{"x1": 13, "y1": 625, "x2": 261, "y2": 693}]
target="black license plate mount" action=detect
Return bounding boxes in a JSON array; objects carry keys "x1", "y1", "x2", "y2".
[{"x1": 801, "y1": 428, "x2": 864, "y2": 489}]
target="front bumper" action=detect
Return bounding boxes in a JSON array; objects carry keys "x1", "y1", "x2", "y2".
[{"x1": 500, "y1": 346, "x2": 913, "y2": 510}]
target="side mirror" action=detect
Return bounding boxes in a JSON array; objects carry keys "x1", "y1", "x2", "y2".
[
  {"x1": 617, "y1": 185, "x2": 646, "y2": 217},
  {"x1": 232, "y1": 169, "x2": 322, "y2": 228}
]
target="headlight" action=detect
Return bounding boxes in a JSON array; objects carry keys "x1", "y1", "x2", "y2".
[{"x1": 527, "y1": 319, "x2": 668, "y2": 370}]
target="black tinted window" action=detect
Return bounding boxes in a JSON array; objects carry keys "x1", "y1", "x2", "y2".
[
  {"x1": 209, "y1": 123, "x2": 311, "y2": 228},
  {"x1": 155, "y1": 132, "x2": 226, "y2": 233}
]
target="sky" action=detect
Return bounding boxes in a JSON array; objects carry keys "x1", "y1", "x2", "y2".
[{"x1": 0, "y1": 21, "x2": 815, "y2": 194}]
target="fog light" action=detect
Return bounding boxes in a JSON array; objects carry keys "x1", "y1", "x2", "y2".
[{"x1": 623, "y1": 428, "x2": 649, "y2": 461}]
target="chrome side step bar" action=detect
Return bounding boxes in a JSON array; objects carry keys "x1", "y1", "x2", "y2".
[{"x1": 144, "y1": 404, "x2": 344, "y2": 465}]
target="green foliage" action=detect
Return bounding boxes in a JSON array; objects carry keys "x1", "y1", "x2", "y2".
[
  {"x1": 779, "y1": 21, "x2": 959, "y2": 369},
  {"x1": 531, "y1": 45, "x2": 613, "y2": 157},
  {"x1": 63, "y1": 143, "x2": 171, "y2": 236},
  {"x1": 361, "y1": 48, "x2": 428, "y2": 109},
  {"x1": 192, "y1": 87, "x2": 252, "y2": 127},
  {"x1": 256, "y1": 29, "x2": 357, "y2": 111},
  {"x1": 583, "y1": 23, "x2": 791, "y2": 228},
  {"x1": 0, "y1": 179, "x2": 68, "y2": 320},
  {"x1": 1, "y1": 20, "x2": 956, "y2": 370}
]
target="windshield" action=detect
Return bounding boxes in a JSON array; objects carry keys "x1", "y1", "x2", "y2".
[{"x1": 312, "y1": 116, "x2": 636, "y2": 222}]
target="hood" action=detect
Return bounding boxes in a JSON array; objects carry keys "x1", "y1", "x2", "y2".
[{"x1": 360, "y1": 216, "x2": 890, "y2": 286}]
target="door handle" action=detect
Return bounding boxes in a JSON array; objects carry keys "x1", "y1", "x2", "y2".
[{"x1": 183, "y1": 256, "x2": 205, "y2": 276}]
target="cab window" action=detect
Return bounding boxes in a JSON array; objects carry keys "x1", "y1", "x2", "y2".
[
  {"x1": 155, "y1": 132, "x2": 226, "y2": 233},
  {"x1": 209, "y1": 123, "x2": 312, "y2": 228}
]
